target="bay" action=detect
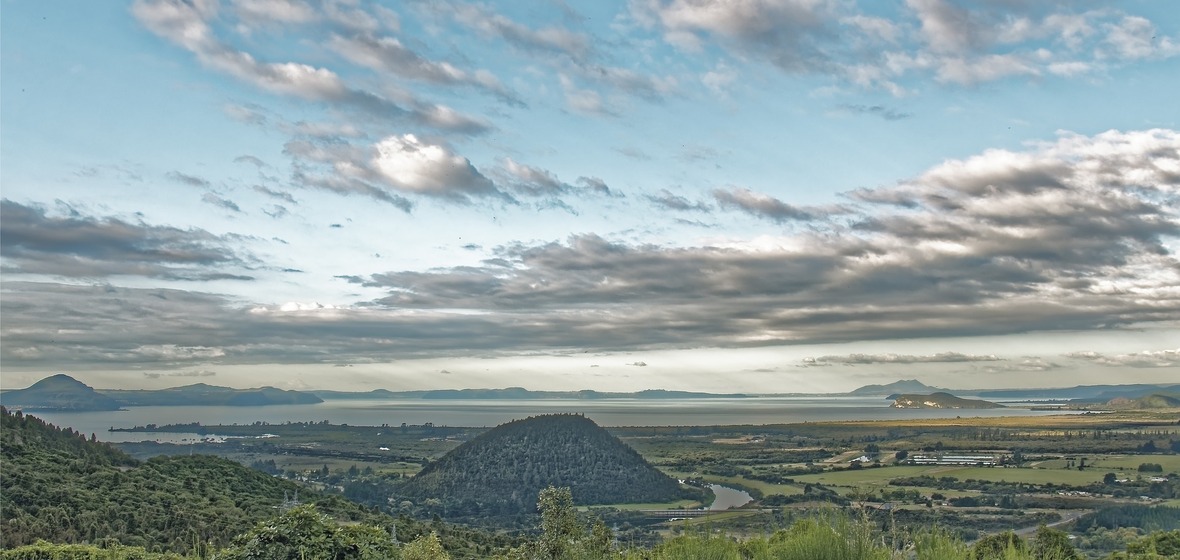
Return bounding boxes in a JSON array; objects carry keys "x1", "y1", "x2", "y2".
[{"x1": 25, "y1": 396, "x2": 1074, "y2": 444}]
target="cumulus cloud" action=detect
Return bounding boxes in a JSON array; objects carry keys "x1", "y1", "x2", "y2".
[
  {"x1": 285, "y1": 134, "x2": 503, "y2": 207},
  {"x1": 371, "y1": 135, "x2": 499, "y2": 200},
  {"x1": 0, "y1": 200, "x2": 254, "y2": 281}
]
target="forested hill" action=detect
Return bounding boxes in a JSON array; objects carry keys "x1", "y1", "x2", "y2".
[
  {"x1": 396, "y1": 414, "x2": 694, "y2": 513},
  {"x1": 0, "y1": 373, "x2": 121, "y2": 411},
  {"x1": 0, "y1": 407, "x2": 503, "y2": 556}
]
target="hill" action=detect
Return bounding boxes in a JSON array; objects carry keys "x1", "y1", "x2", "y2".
[
  {"x1": 395, "y1": 414, "x2": 695, "y2": 516},
  {"x1": 1105, "y1": 393, "x2": 1180, "y2": 410},
  {"x1": 849, "y1": 379, "x2": 942, "y2": 396},
  {"x1": 0, "y1": 374, "x2": 121, "y2": 411},
  {"x1": 890, "y1": 392, "x2": 1005, "y2": 409},
  {"x1": 976, "y1": 383, "x2": 1180, "y2": 401},
  {"x1": 0, "y1": 407, "x2": 501, "y2": 556},
  {"x1": 100, "y1": 383, "x2": 323, "y2": 406}
]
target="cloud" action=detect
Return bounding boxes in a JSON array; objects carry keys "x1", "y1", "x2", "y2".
[
  {"x1": 1101, "y1": 16, "x2": 1180, "y2": 61},
  {"x1": 635, "y1": 0, "x2": 840, "y2": 71},
  {"x1": 496, "y1": 158, "x2": 574, "y2": 197},
  {"x1": 285, "y1": 134, "x2": 502, "y2": 208},
  {"x1": 144, "y1": 369, "x2": 217, "y2": 379},
  {"x1": 1067, "y1": 349, "x2": 1180, "y2": 369},
  {"x1": 325, "y1": 33, "x2": 521, "y2": 104},
  {"x1": 201, "y1": 192, "x2": 242, "y2": 212},
  {"x1": 805, "y1": 352, "x2": 1001, "y2": 365},
  {"x1": 635, "y1": 0, "x2": 1178, "y2": 92},
  {"x1": 168, "y1": 171, "x2": 211, "y2": 188},
  {"x1": 132, "y1": 0, "x2": 490, "y2": 134},
  {"x1": 234, "y1": 155, "x2": 267, "y2": 168},
  {"x1": 370, "y1": 135, "x2": 498, "y2": 200},
  {"x1": 977, "y1": 357, "x2": 1063, "y2": 373},
  {"x1": 646, "y1": 189, "x2": 711, "y2": 212},
  {"x1": 835, "y1": 104, "x2": 911, "y2": 121},
  {"x1": 0, "y1": 200, "x2": 254, "y2": 281},
  {"x1": 712, "y1": 187, "x2": 831, "y2": 222},
  {"x1": 451, "y1": 3, "x2": 591, "y2": 61},
  {"x1": 253, "y1": 184, "x2": 297, "y2": 204},
  {"x1": 231, "y1": 0, "x2": 316, "y2": 26},
  {"x1": 4, "y1": 129, "x2": 1178, "y2": 370},
  {"x1": 559, "y1": 74, "x2": 615, "y2": 116}
]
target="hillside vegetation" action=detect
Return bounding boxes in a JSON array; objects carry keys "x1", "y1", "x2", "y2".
[
  {"x1": 0, "y1": 408, "x2": 504, "y2": 557},
  {"x1": 396, "y1": 414, "x2": 696, "y2": 514},
  {"x1": 1106, "y1": 394, "x2": 1180, "y2": 410}
]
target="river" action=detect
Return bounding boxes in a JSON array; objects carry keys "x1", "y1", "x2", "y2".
[{"x1": 24, "y1": 396, "x2": 1075, "y2": 444}]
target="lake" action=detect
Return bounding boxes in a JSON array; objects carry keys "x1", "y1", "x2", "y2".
[
  {"x1": 25, "y1": 396, "x2": 1075, "y2": 444},
  {"x1": 708, "y1": 484, "x2": 753, "y2": 510}
]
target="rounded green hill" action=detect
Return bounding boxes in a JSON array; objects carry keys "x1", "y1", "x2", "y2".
[{"x1": 396, "y1": 414, "x2": 693, "y2": 512}]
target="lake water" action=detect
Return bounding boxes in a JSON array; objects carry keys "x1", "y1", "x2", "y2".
[
  {"x1": 708, "y1": 484, "x2": 753, "y2": 510},
  {"x1": 24, "y1": 396, "x2": 1074, "y2": 444}
]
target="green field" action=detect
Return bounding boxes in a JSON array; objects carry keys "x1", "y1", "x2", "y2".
[
  {"x1": 663, "y1": 470, "x2": 805, "y2": 496},
  {"x1": 588, "y1": 499, "x2": 704, "y2": 511},
  {"x1": 1076, "y1": 454, "x2": 1180, "y2": 473},
  {"x1": 790, "y1": 464, "x2": 1112, "y2": 489}
]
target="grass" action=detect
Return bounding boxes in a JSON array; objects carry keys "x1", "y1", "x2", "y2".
[
  {"x1": 1079, "y1": 454, "x2": 1180, "y2": 473},
  {"x1": 662, "y1": 470, "x2": 806, "y2": 496},
  {"x1": 788, "y1": 464, "x2": 1114, "y2": 493},
  {"x1": 589, "y1": 499, "x2": 703, "y2": 511}
]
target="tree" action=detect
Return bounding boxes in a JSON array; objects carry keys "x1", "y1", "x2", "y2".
[
  {"x1": 538, "y1": 486, "x2": 581, "y2": 559},
  {"x1": 971, "y1": 531, "x2": 1025, "y2": 559},
  {"x1": 1105, "y1": 473, "x2": 1118, "y2": 485},
  {"x1": 895, "y1": 450, "x2": 908, "y2": 461},
  {"x1": 402, "y1": 532, "x2": 449, "y2": 560},
  {"x1": 1031, "y1": 526, "x2": 1080, "y2": 560},
  {"x1": 214, "y1": 505, "x2": 397, "y2": 560}
]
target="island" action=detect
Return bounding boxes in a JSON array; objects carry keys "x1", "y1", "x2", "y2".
[{"x1": 890, "y1": 392, "x2": 1004, "y2": 409}]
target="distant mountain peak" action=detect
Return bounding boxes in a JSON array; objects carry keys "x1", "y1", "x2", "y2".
[
  {"x1": 849, "y1": 379, "x2": 942, "y2": 396},
  {"x1": 2, "y1": 374, "x2": 121, "y2": 411}
]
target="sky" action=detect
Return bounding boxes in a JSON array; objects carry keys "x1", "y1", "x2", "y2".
[{"x1": 1, "y1": 0, "x2": 1178, "y2": 393}]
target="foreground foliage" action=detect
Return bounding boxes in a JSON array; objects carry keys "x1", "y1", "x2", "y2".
[{"x1": 5, "y1": 497, "x2": 1178, "y2": 559}]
